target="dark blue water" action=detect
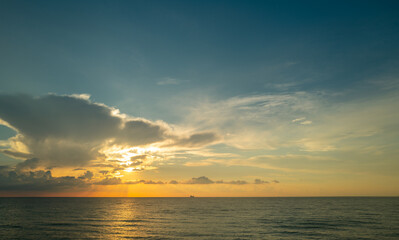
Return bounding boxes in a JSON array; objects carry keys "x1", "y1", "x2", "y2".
[{"x1": 0, "y1": 197, "x2": 398, "y2": 239}]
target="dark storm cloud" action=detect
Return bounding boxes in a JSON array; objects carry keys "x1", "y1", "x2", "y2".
[
  {"x1": 0, "y1": 94, "x2": 219, "y2": 168},
  {"x1": 0, "y1": 94, "x2": 121, "y2": 141},
  {"x1": 25, "y1": 137, "x2": 99, "y2": 167},
  {"x1": 15, "y1": 158, "x2": 40, "y2": 171},
  {"x1": 0, "y1": 169, "x2": 89, "y2": 192},
  {"x1": 117, "y1": 120, "x2": 168, "y2": 145},
  {"x1": 0, "y1": 166, "x2": 10, "y2": 171},
  {"x1": 0, "y1": 149, "x2": 33, "y2": 159},
  {"x1": 0, "y1": 94, "x2": 164, "y2": 167}
]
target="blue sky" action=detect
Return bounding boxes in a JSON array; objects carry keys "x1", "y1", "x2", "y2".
[
  {"x1": 0, "y1": 0, "x2": 398, "y2": 196},
  {"x1": 1, "y1": 1, "x2": 398, "y2": 115}
]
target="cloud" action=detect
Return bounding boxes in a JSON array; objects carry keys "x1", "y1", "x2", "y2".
[
  {"x1": 0, "y1": 169, "x2": 89, "y2": 192},
  {"x1": 169, "y1": 132, "x2": 220, "y2": 148},
  {"x1": 226, "y1": 180, "x2": 248, "y2": 185},
  {"x1": 185, "y1": 176, "x2": 214, "y2": 184},
  {"x1": 73, "y1": 168, "x2": 86, "y2": 171},
  {"x1": 127, "y1": 161, "x2": 143, "y2": 167},
  {"x1": 124, "y1": 180, "x2": 164, "y2": 184},
  {"x1": 122, "y1": 176, "x2": 278, "y2": 185},
  {"x1": 130, "y1": 155, "x2": 147, "y2": 161},
  {"x1": 0, "y1": 94, "x2": 219, "y2": 168},
  {"x1": 215, "y1": 180, "x2": 248, "y2": 184},
  {"x1": 116, "y1": 119, "x2": 169, "y2": 146},
  {"x1": 179, "y1": 87, "x2": 399, "y2": 154},
  {"x1": 99, "y1": 170, "x2": 109, "y2": 175},
  {"x1": 122, "y1": 177, "x2": 253, "y2": 185},
  {"x1": 254, "y1": 179, "x2": 269, "y2": 184},
  {"x1": 0, "y1": 164, "x2": 276, "y2": 192},
  {"x1": 125, "y1": 180, "x2": 146, "y2": 184},
  {"x1": 0, "y1": 94, "x2": 121, "y2": 142},
  {"x1": 180, "y1": 93, "x2": 318, "y2": 150},
  {"x1": 300, "y1": 120, "x2": 312, "y2": 125},
  {"x1": 112, "y1": 167, "x2": 125, "y2": 173},
  {"x1": 292, "y1": 117, "x2": 306, "y2": 123},
  {"x1": 94, "y1": 177, "x2": 122, "y2": 185},
  {"x1": 91, "y1": 164, "x2": 115, "y2": 168},
  {"x1": 184, "y1": 161, "x2": 214, "y2": 167},
  {"x1": 157, "y1": 77, "x2": 181, "y2": 85},
  {"x1": 15, "y1": 158, "x2": 40, "y2": 171},
  {"x1": 0, "y1": 94, "x2": 120, "y2": 167},
  {"x1": 0, "y1": 166, "x2": 10, "y2": 171},
  {"x1": 144, "y1": 180, "x2": 165, "y2": 184},
  {"x1": 201, "y1": 154, "x2": 339, "y2": 174},
  {"x1": 0, "y1": 149, "x2": 33, "y2": 159},
  {"x1": 292, "y1": 117, "x2": 312, "y2": 125},
  {"x1": 78, "y1": 171, "x2": 94, "y2": 180}
]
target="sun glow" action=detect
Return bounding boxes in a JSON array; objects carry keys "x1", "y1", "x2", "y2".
[
  {"x1": 100, "y1": 145, "x2": 162, "y2": 168},
  {"x1": 124, "y1": 167, "x2": 135, "y2": 173}
]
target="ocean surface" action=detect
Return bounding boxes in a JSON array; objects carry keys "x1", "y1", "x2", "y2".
[{"x1": 0, "y1": 197, "x2": 398, "y2": 239}]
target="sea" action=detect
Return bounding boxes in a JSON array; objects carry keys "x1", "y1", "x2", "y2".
[{"x1": 0, "y1": 197, "x2": 398, "y2": 239}]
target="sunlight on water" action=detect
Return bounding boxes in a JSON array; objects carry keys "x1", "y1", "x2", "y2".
[{"x1": 0, "y1": 197, "x2": 398, "y2": 239}]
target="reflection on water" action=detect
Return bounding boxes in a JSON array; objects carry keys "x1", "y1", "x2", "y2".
[{"x1": 0, "y1": 197, "x2": 398, "y2": 239}]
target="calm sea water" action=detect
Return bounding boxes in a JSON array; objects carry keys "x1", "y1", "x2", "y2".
[{"x1": 0, "y1": 197, "x2": 398, "y2": 239}]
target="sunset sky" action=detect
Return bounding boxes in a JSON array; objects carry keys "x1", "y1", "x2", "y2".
[{"x1": 0, "y1": 0, "x2": 398, "y2": 197}]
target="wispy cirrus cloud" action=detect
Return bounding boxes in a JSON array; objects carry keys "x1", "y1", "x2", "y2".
[
  {"x1": 157, "y1": 77, "x2": 186, "y2": 85},
  {"x1": 179, "y1": 86, "x2": 399, "y2": 153}
]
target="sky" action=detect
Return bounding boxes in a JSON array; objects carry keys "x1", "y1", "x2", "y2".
[{"x1": 0, "y1": 0, "x2": 398, "y2": 197}]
